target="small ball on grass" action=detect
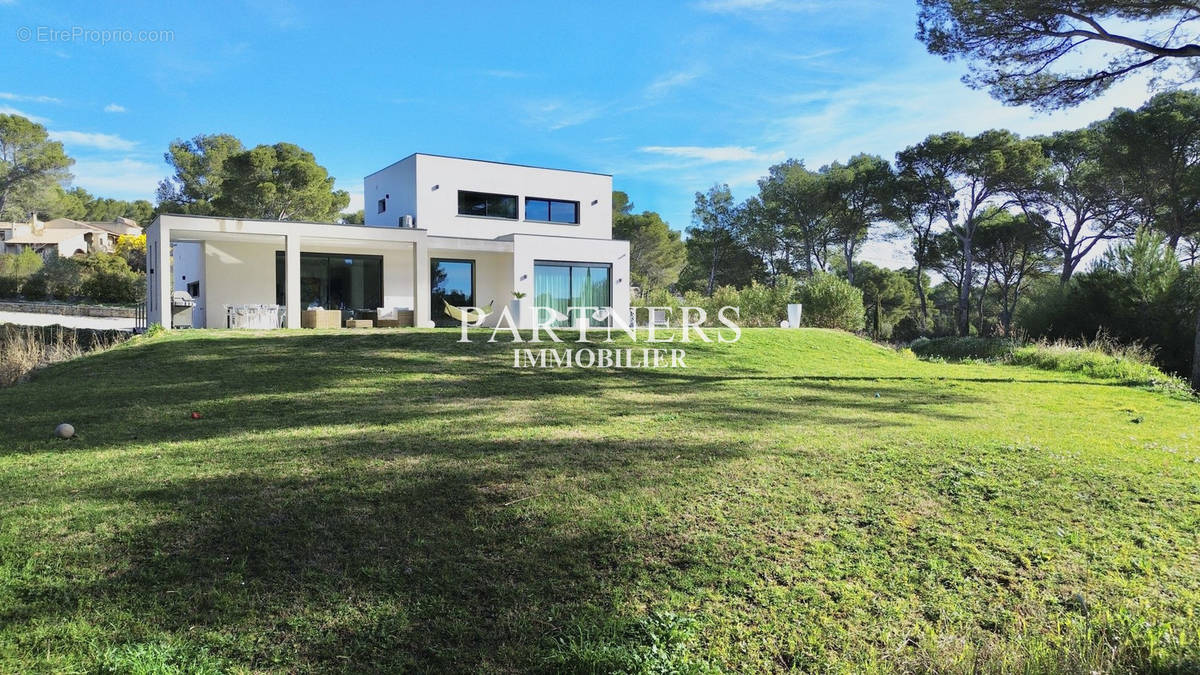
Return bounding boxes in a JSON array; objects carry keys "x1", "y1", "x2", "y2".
[{"x1": 54, "y1": 423, "x2": 75, "y2": 439}]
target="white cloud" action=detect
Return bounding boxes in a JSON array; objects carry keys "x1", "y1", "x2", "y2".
[
  {"x1": 49, "y1": 130, "x2": 138, "y2": 151},
  {"x1": 640, "y1": 145, "x2": 784, "y2": 163},
  {"x1": 0, "y1": 106, "x2": 48, "y2": 124},
  {"x1": 765, "y1": 69, "x2": 1155, "y2": 169},
  {"x1": 0, "y1": 92, "x2": 61, "y2": 104},
  {"x1": 645, "y1": 70, "x2": 702, "y2": 97},
  {"x1": 69, "y1": 158, "x2": 161, "y2": 200},
  {"x1": 103, "y1": 103, "x2": 126, "y2": 113},
  {"x1": 523, "y1": 100, "x2": 606, "y2": 131}
]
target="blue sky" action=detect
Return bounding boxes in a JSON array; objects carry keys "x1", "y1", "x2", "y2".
[{"x1": 2, "y1": 0, "x2": 1155, "y2": 267}]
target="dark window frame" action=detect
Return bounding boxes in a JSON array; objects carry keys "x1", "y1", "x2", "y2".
[
  {"x1": 377, "y1": 198, "x2": 386, "y2": 214},
  {"x1": 533, "y1": 259, "x2": 613, "y2": 325},
  {"x1": 457, "y1": 190, "x2": 519, "y2": 220},
  {"x1": 274, "y1": 251, "x2": 385, "y2": 314},
  {"x1": 524, "y1": 197, "x2": 580, "y2": 224},
  {"x1": 430, "y1": 257, "x2": 477, "y2": 326}
]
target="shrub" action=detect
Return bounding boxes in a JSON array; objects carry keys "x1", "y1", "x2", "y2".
[
  {"x1": 909, "y1": 336, "x2": 1017, "y2": 361},
  {"x1": 18, "y1": 273, "x2": 48, "y2": 300},
  {"x1": 907, "y1": 333, "x2": 1192, "y2": 396},
  {"x1": 0, "y1": 275, "x2": 21, "y2": 298},
  {"x1": 892, "y1": 316, "x2": 923, "y2": 342},
  {"x1": 740, "y1": 277, "x2": 799, "y2": 327},
  {"x1": 114, "y1": 234, "x2": 147, "y2": 272},
  {"x1": 27, "y1": 257, "x2": 84, "y2": 300},
  {"x1": 798, "y1": 273, "x2": 865, "y2": 331},
  {"x1": 0, "y1": 250, "x2": 44, "y2": 278},
  {"x1": 1017, "y1": 239, "x2": 1199, "y2": 379},
  {"x1": 80, "y1": 253, "x2": 143, "y2": 303}
]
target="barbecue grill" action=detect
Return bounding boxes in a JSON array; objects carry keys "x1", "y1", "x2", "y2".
[{"x1": 170, "y1": 290, "x2": 196, "y2": 329}]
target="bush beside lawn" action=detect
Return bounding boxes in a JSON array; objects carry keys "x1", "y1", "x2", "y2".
[{"x1": 0, "y1": 328, "x2": 1197, "y2": 672}]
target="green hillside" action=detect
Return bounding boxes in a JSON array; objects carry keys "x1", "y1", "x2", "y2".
[{"x1": 1, "y1": 329, "x2": 1197, "y2": 673}]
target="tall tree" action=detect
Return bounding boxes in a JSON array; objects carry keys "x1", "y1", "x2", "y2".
[
  {"x1": 852, "y1": 261, "x2": 919, "y2": 338},
  {"x1": 156, "y1": 133, "x2": 246, "y2": 215},
  {"x1": 733, "y1": 196, "x2": 788, "y2": 286},
  {"x1": 975, "y1": 209, "x2": 1056, "y2": 335},
  {"x1": 612, "y1": 192, "x2": 686, "y2": 291},
  {"x1": 41, "y1": 185, "x2": 154, "y2": 226},
  {"x1": 1194, "y1": 293, "x2": 1200, "y2": 390},
  {"x1": 927, "y1": 229, "x2": 971, "y2": 331},
  {"x1": 1019, "y1": 125, "x2": 1136, "y2": 283},
  {"x1": 822, "y1": 154, "x2": 894, "y2": 285},
  {"x1": 917, "y1": 0, "x2": 1200, "y2": 109},
  {"x1": 886, "y1": 159, "x2": 954, "y2": 331},
  {"x1": 757, "y1": 159, "x2": 834, "y2": 277},
  {"x1": 690, "y1": 184, "x2": 740, "y2": 295},
  {"x1": 0, "y1": 114, "x2": 73, "y2": 221},
  {"x1": 898, "y1": 130, "x2": 1046, "y2": 335},
  {"x1": 212, "y1": 143, "x2": 350, "y2": 222},
  {"x1": 1102, "y1": 90, "x2": 1200, "y2": 251}
]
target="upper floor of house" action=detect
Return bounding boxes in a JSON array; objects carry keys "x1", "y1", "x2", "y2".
[{"x1": 364, "y1": 154, "x2": 613, "y2": 240}]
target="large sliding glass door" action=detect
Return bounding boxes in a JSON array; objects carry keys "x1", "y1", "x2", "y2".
[
  {"x1": 275, "y1": 252, "x2": 383, "y2": 317},
  {"x1": 534, "y1": 261, "x2": 612, "y2": 327}
]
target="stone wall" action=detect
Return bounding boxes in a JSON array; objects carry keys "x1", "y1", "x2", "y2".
[{"x1": 0, "y1": 301, "x2": 137, "y2": 318}]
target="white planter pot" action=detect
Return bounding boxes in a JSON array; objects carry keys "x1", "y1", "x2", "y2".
[
  {"x1": 509, "y1": 299, "x2": 522, "y2": 328},
  {"x1": 787, "y1": 304, "x2": 803, "y2": 328}
]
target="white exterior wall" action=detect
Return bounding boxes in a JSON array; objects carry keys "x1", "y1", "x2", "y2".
[
  {"x1": 511, "y1": 234, "x2": 630, "y2": 329},
  {"x1": 202, "y1": 239, "x2": 417, "y2": 328},
  {"x1": 364, "y1": 155, "x2": 417, "y2": 229},
  {"x1": 365, "y1": 154, "x2": 613, "y2": 240},
  {"x1": 428, "y1": 247, "x2": 514, "y2": 327},
  {"x1": 202, "y1": 240, "x2": 279, "y2": 329}
]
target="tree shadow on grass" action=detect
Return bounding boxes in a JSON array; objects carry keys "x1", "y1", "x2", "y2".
[
  {"x1": 1, "y1": 332, "x2": 991, "y2": 455},
  {"x1": 3, "y1": 435, "x2": 746, "y2": 672}
]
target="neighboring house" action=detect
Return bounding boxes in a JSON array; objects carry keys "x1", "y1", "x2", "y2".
[
  {"x1": 146, "y1": 153, "x2": 631, "y2": 329},
  {"x1": 0, "y1": 216, "x2": 141, "y2": 260}
]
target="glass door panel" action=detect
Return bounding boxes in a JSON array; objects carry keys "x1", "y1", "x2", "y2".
[
  {"x1": 534, "y1": 264, "x2": 571, "y2": 327},
  {"x1": 535, "y1": 262, "x2": 611, "y2": 327},
  {"x1": 431, "y1": 258, "x2": 475, "y2": 326}
]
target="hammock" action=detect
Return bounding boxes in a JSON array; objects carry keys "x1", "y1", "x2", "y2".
[{"x1": 442, "y1": 299, "x2": 493, "y2": 324}]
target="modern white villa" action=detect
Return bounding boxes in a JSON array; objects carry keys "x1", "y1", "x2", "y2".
[{"x1": 147, "y1": 154, "x2": 631, "y2": 330}]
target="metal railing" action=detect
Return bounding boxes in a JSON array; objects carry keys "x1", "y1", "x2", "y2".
[{"x1": 134, "y1": 302, "x2": 147, "y2": 334}]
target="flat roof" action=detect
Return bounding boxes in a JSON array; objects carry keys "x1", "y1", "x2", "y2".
[
  {"x1": 154, "y1": 212, "x2": 417, "y2": 229},
  {"x1": 364, "y1": 152, "x2": 612, "y2": 179}
]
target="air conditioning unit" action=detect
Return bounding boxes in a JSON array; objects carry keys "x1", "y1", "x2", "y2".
[{"x1": 400, "y1": 214, "x2": 415, "y2": 228}]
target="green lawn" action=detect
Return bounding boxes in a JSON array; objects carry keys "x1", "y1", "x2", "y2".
[{"x1": 1, "y1": 328, "x2": 1197, "y2": 673}]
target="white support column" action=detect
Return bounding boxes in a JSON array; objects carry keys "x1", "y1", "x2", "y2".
[
  {"x1": 285, "y1": 233, "x2": 301, "y2": 329},
  {"x1": 147, "y1": 221, "x2": 171, "y2": 328},
  {"x1": 412, "y1": 238, "x2": 430, "y2": 327}
]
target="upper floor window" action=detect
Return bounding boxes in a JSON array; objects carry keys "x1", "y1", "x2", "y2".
[
  {"x1": 525, "y1": 197, "x2": 579, "y2": 224},
  {"x1": 377, "y1": 198, "x2": 386, "y2": 214},
  {"x1": 458, "y1": 191, "x2": 517, "y2": 219}
]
